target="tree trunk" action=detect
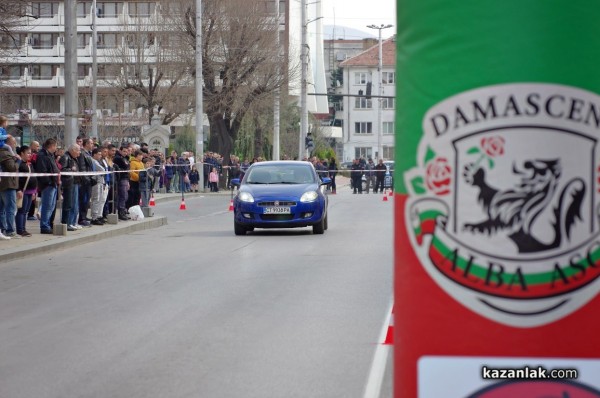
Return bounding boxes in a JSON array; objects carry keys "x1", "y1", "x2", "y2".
[{"x1": 209, "y1": 114, "x2": 233, "y2": 168}]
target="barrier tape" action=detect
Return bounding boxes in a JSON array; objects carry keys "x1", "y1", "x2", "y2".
[{"x1": 0, "y1": 161, "x2": 391, "y2": 177}]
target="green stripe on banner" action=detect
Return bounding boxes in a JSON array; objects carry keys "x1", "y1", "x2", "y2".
[
  {"x1": 419, "y1": 210, "x2": 443, "y2": 223},
  {"x1": 432, "y1": 235, "x2": 600, "y2": 286}
]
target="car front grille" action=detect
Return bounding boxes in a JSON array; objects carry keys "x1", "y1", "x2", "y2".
[
  {"x1": 260, "y1": 214, "x2": 295, "y2": 221},
  {"x1": 257, "y1": 201, "x2": 297, "y2": 207}
]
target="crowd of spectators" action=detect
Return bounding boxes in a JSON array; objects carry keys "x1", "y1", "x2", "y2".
[{"x1": 1, "y1": 114, "x2": 356, "y2": 241}]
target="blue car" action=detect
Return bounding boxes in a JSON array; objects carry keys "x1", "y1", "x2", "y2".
[{"x1": 231, "y1": 161, "x2": 331, "y2": 235}]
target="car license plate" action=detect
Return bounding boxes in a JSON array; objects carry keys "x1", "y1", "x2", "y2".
[{"x1": 264, "y1": 207, "x2": 291, "y2": 214}]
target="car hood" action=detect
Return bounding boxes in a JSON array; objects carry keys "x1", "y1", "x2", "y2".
[{"x1": 240, "y1": 183, "x2": 318, "y2": 200}]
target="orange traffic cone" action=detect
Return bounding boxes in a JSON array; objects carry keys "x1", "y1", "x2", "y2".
[
  {"x1": 228, "y1": 199, "x2": 234, "y2": 211},
  {"x1": 179, "y1": 199, "x2": 187, "y2": 210},
  {"x1": 149, "y1": 195, "x2": 155, "y2": 207},
  {"x1": 383, "y1": 195, "x2": 388, "y2": 202},
  {"x1": 388, "y1": 191, "x2": 393, "y2": 197}
]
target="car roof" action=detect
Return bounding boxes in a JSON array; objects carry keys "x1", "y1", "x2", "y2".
[{"x1": 250, "y1": 161, "x2": 314, "y2": 168}]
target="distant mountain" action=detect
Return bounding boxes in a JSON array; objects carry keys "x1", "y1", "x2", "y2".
[{"x1": 323, "y1": 25, "x2": 376, "y2": 40}]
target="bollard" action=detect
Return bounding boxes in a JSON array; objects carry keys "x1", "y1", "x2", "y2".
[
  {"x1": 142, "y1": 206, "x2": 154, "y2": 218},
  {"x1": 53, "y1": 223, "x2": 67, "y2": 236}
]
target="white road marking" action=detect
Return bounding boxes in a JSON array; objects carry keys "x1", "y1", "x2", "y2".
[{"x1": 363, "y1": 299, "x2": 394, "y2": 398}]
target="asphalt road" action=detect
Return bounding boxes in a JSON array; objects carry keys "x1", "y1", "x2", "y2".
[{"x1": 0, "y1": 188, "x2": 393, "y2": 398}]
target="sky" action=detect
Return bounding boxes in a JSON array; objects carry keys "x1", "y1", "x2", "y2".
[{"x1": 321, "y1": 0, "x2": 396, "y2": 39}]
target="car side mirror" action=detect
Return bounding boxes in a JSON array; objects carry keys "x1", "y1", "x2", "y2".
[
  {"x1": 231, "y1": 178, "x2": 241, "y2": 187},
  {"x1": 320, "y1": 177, "x2": 332, "y2": 186}
]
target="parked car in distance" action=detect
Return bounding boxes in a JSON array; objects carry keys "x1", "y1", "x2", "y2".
[{"x1": 231, "y1": 161, "x2": 331, "y2": 235}]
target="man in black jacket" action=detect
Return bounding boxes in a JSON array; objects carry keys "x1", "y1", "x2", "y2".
[
  {"x1": 374, "y1": 159, "x2": 387, "y2": 193},
  {"x1": 35, "y1": 138, "x2": 59, "y2": 234},
  {"x1": 112, "y1": 146, "x2": 130, "y2": 221},
  {"x1": 0, "y1": 134, "x2": 19, "y2": 237},
  {"x1": 59, "y1": 144, "x2": 81, "y2": 231},
  {"x1": 351, "y1": 158, "x2": 364, "y2": 194},
  {"x1": 78, "y1": 138, "x2": 94, "y2": 226}
]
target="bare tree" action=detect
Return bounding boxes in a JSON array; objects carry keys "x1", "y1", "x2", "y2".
[
  {"x1": 0, "y1": 1, "x2": 30, "y2": 42},
  {"x1": 178, "y1": 0, "x2": 295, "y2": 163},
  {"x1": 102, "y1": 9, "x2": 192, "y2": 125}
]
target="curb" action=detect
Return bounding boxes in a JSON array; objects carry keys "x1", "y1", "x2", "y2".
[{"x1": 0, "y1": 216, "x2": 168, "y2": 264}]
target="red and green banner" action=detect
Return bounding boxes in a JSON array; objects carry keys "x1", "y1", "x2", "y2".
[{"x1": 395, "y1": 1, "x2": 600, "y2": 396}]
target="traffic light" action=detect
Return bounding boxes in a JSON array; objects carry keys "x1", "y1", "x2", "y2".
[{"x1": 305, "y1": 133, "x2": 314, "y2": 152}]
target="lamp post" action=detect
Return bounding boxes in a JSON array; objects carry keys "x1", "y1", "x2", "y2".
[
  {"x1": 273, "y1": 0, "x2": 280, "y2": 160},
  {"x1": 367, "y1": 23, "x2": 393, "y2": 161},
  {"x1": 299, "y1": 0, "x2": 308, "y2": 160},
  {"x1": 299, "y1": 0, "x2": 322, "y2": 160},
  {"x1": 196, "y1": 0, "x2": 204, "y2": 191},
  {"x1": 91, "y1": 0, "x2": 98, "y2": 139}
]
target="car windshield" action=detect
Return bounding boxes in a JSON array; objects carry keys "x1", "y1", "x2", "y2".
[{"x1": 245, "y1": 164, "x2": 316, "y2": 184}]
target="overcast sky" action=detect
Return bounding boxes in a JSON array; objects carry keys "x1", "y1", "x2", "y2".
[{"x1": 321, "y1": 0, "x2": 396, "y2": 39}]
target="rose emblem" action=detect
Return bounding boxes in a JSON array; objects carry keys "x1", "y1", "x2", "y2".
[
  {"x1": 481, "y1": 136, "x2": 505, "y2": 157},
  {"x1": 425, "y1": 157, "x2": 451, "y2": 195}
]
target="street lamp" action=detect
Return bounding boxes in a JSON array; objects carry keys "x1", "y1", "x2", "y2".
[{"x1": 367, "y1": 23, "x2": 393, "y2": 161}]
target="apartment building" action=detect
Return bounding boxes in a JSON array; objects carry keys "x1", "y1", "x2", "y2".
[
  {"x1": 0, "y1": 1, "x2": 297, "y2": 145},
  {"x1": 336, "y1": 37, "x2": 395, "y2": 162}
]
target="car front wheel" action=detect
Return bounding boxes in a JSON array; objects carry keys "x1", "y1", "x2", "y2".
[
  {"x1": 313, "y1": 216, "x2": 325, "y2": 234},
  {"x1": 234, "y1": 221, "x2": 247, "y2": 235}
]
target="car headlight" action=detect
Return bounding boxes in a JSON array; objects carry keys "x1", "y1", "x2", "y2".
[
  {"x1": 238, "y1": 191, "x2": 255, "y2": 203},
  {"x1": 300, "y1": 191, "x2": 319, "y2": 202}
]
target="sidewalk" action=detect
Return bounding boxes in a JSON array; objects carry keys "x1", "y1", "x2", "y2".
[{"x1": 0, "y1": 209, "x2": 168, "y2": 264}]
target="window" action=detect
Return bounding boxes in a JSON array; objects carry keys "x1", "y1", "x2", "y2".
[
  {"x1": 0, "y1": 95, "x2": 29, "y2": 113},
  {"x1": 126, "y1": 33, "x2": 155, "y2": 48},
  {"x1": 382, "y1": 97, "x2": 394, "y2": 109},
  {"x1": 97, "y1": 2, "x2": 123, "y2": 18},
  {"x1": 128, "y1": 2, "x2": 156, "y2": 17},
  {"x1": 78, "y1": 64, "x2": 91, "y2": 78},
  {"x1": 77, "y1": 2, "x2": 92, "y2": 17},
  {"x1": 354, "y1": 72, "x2": 368, "y2": 85},
  {"x1": 31, "y1": 33, "x2": 58, "y2": 49},
  {"x1": 31, "y1": 2, "x2": 58, "y2": 18},
  {"x1": 33, "y1": 95, "x2": 60, "y2": 113},
  {"x1": 125, "y1": 65, "x2": 151, "y2": 79},
  {"x1": 354, "y1": 122, "x2": 372, "y2": 134},
  {"x1": 77, "y1": 33, "x2": 92, "y2": 49},
  {"x1": 355, "y1": 147, "x2": 372, "y2": 159},
  {"x1": 99, "y1": 95, "x2": 122, "y2": 113},
  {"x1": 382, "y1": 72, "x2": 395, "y2": 84},
  {"x1": 30, "y1": 64, "x2": 59, "y2": 80},
  {"x1": 279, "y1": 0, "x2": 286, "y2": 15},
  {"x1": 0, "y1": 34, "x2": 27, "y2": 49},
  {"x1": 383, "y1": 146, "x2": 395, "y2": 160},
  {"x1": 0, "y1": 65, "x2": 26, "y2": 80},
  {"x1": 97, "y1": 64, "x2": 119, "y2": 79},
  {"x1": 383, "y1": 121, "x2": 394, "y2": 135},
  {"x1": 355, "y1": 97, "x2": 372, "y2": 109},
  {"x1": 97, "y1": 33, "x2": 119, "y2": 48}
]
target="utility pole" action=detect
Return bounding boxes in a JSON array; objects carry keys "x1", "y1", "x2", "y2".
[
  {"x1": 367, "y1": 23, "x2": 393, "y2": 161},
  {"x1": 195, "y1": 0, "x2": 204, "y2": 191},
  {"x1": 299, "y1": 0, "x2": 307, "y2": 160},
  {"x1": 273, "y1": 0, "x2": 280, "y2": 160},
  {"x1": 91, "y1": 0, "x2": 98, "y2": 139},
  {"x1": 64, "y1": 0, "x2": 79, "y2": 145}
]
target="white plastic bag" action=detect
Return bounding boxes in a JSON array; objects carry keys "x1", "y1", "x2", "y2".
[{"x1": 128, "y1": 205, "x2": 145, "y2": 221}]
